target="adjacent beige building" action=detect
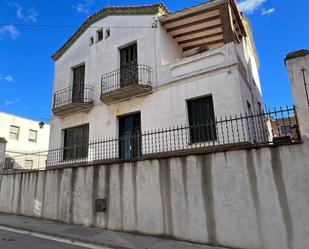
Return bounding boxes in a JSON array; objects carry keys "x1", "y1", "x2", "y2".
[{"x1": 0, "y1": 112, "x2": 50, "y2": 169}]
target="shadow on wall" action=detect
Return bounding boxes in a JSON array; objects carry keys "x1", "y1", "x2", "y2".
[{"x1": 0, "y1": 142, "x2": 308, "y2": 249}]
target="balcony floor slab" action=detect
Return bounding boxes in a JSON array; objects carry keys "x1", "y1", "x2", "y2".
[
  {"x1": 52, "y1": 102, "x2": 94, "y2": 117},
  {"x1": 101, "y1": 85, "x2": 152, "y2": 104}
]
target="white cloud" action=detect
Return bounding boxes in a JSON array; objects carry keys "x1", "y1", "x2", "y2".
[
  {"x1": 261, "y1": 8, "x2": 275, "y2": 16},
  {"x1": 72, "y1": 3, "x2": 89, "y2": 13},
  {"x1": 0, "y1": 74, "x2": 14, "y2": 82},
  {"x1": 72, "y1": 0, "x2": 95, "y2": 14},
  {"x1": 238, "y1": 0, "x2": 267, "y2": 14},
  {"x1": 5, "y1": 98, "x2": 20, "y2": 106},
  {"x1": 0, "y1": 25, "x2": 20, "y2": 40},
  {"x1": 4, "y1": 75, "x2": 14, "y2": 82},
  {"x1": 6, "y1": 1, "x2": 38, "y2": 22}
]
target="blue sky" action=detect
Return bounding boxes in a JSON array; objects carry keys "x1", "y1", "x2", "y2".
[{"x1": 0, "y1": 0, "x2": 308, "y2": 121}]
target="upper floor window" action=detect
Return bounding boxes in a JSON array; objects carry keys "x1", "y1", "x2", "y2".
[
  {"x1": 105, "y1": 28, "x2": 110, "y2": 39},
  {"x1": 96, "y1": 29, "x2": 103, "y2": 42},
  {"x1": 72, "y1": 64, "x2": 85, "y2": 103},
  {"x1": 187, "y1": 95, "x2": 217, "y2": 143},
  {"x1": 29, "y1": 129, "x2": 37, "y2": 143},
  {"x1": 89, "y1": 36, "x2": 94, "y2": 46},
  {"x1": 9, "y1": 125, "x2": 20, "y2": 140}
]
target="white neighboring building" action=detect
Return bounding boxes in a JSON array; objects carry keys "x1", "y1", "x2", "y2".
[
  {"x1": 0, "y1": 112, "x2": 50, "y2": 169},
  {"x1": 49, "y1": 0, "x2": 262, "y2": 160}
]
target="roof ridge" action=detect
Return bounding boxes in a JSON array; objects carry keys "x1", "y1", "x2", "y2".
[{"x1": 52, "y1": 3, "x2": 168, "y2": 61}]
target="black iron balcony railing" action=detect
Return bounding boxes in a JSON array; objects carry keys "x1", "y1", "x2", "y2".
[
  {"x1": 53, "y1": 85, "x2": 94, "y2": 110},
  {"x1": 101, "y1": 64, "x2": 152, "y2": 94}
]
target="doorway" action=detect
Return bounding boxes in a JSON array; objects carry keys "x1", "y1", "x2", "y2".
[
  {"x1": 118, "y1": 112, "x2": 141, "y2": 160},
  {"x1": 120, "y1": 43, "x2": 138, "y2": 87},
  {"x1": 72, "y1": 65, "x2": 85, "y2": 103}
]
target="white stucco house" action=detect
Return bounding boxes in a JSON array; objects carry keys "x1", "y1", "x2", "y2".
[
  {"x1": 0, "y1": 112, "x2": 50, "y2": 169},
  {"x1": 49, "y1": 0, "x2": 262, "y2": 161}
]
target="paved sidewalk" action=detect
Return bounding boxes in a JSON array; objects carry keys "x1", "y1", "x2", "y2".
[{"x1": 0, "y1": 214, "x2": 227, "y2": 249}]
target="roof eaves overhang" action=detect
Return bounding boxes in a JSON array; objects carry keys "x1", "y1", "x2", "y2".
[
  {"x1": 159, "y1": 0, "x2": 228, "y2": 23},
  {"x1": 159, "y1": 0, "x2": 247, "y2": 57}
]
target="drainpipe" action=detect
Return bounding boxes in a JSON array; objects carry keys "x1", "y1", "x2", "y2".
[{"x1": 301, "y1": 68, "x2": 309, "y2": 108}]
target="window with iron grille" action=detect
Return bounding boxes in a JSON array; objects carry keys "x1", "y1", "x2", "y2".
[
  {"x1": 29, "y1": 129, "x2": 37, "y2": 143},
  {"x1": 187, "y1": 95, "x2": 217, "y2": 143},
  {"x1": 9, "y1": 125, "x2": 20, "y2": 140},
  {"x1": 63, "y1": 124, "x2": 89, "y2": 161}
]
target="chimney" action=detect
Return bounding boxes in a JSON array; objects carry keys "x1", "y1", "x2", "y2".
[{"x1": 285, "y1": 50, "x2": 309, "y2": 141}]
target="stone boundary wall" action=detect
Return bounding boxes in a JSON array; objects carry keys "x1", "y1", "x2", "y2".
[{"x1": 0, "y1": 143, "x2": 308, "y2": 249}]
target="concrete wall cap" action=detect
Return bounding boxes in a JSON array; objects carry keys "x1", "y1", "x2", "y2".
[{"x1": 285, "y1": 49, "x2": 309, "y2": 64}]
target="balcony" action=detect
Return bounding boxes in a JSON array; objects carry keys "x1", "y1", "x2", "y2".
[
  {"x1": 52, "y1": 85, "x2": 94, "y2": 117},
  {"x1": 100, "y1": 64, "x2": 152, "y2": 104}
]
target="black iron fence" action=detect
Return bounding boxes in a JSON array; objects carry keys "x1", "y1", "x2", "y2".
[
  {"x1": 101, "y1": 64, "x2": 152, "y2": 94},
  {"x1": 1, "y1": 106, "x2": 301, "y2": 172},
  {"x1": 53, "y1": 85, "x2": 94, "y2": 109}
]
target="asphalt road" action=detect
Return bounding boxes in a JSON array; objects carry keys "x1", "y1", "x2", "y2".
[{"x1": 0, "y1": 228, "x2": 93, "y2": 249}]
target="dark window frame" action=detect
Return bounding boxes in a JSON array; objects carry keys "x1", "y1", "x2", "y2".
[
  {"x1": 63, "y1": 124, "x2": 89, "y2": 161},
  {"x1": 187, "y1": 95, "x2": 217, "y2": 143},
  {"x1": 118, "y1": 112, "x2": 141, "y2": 160},
  {"x1": 72, "y1": 64, "x2": 85, "y2": 103},
  {"x1": 105, "y1": 28, "x2": 110, "y2": 39},
  {"x1": 119, "y1": 42, "x2": 138, "y2": 87},
  {"x1": 89, "y1": 36, "x2": 94, "y2": 46},
  {"x1": 96, "y1": 29, "x2": 103, "y2": 42}
]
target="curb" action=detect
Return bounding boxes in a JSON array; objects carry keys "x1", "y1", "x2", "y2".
[{"x1": 0, "y1": 222, "x2": 133, "y2": 249}]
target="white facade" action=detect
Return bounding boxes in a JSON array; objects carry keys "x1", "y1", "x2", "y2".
[
  {"x1": 49, "y1": 2, "x2": 262, "y2": 149},
  {"x1": 0, "y1": 112, "x2": 50, "y2": 169}
]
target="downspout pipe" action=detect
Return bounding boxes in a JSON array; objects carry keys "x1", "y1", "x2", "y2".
[{"x1": 301, "y1": 68, "x2": 309, "y2": 108}]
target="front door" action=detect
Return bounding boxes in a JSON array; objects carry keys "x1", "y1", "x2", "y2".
[
  {"x1": 119, "y1": 113, "x2": 141, "y2": 160},
  {"x1": 120, "y1": 43, "x2": 138, "y2": 87},
  {"x1": 72, "y1": 65, "x2": 85, "y2": 103}
]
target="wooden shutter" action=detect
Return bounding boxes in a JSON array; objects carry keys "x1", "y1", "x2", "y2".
[
  {"x1": 72, "y1": 65, "x2": 85, "y2": 102},
  {"x1": 187, "y1": 96, "x2": 216, "y2": 143},
  {"x1": 63, "y1": 124, "x2": 89, "y2": 160},
  {"x1": 120, "y1": 43, "x2": 138, "y2": 86}
]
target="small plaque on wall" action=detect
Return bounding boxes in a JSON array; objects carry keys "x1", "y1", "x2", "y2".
[{"x1": 95, "y1": 199, "x2": 106, "y2": 212}]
